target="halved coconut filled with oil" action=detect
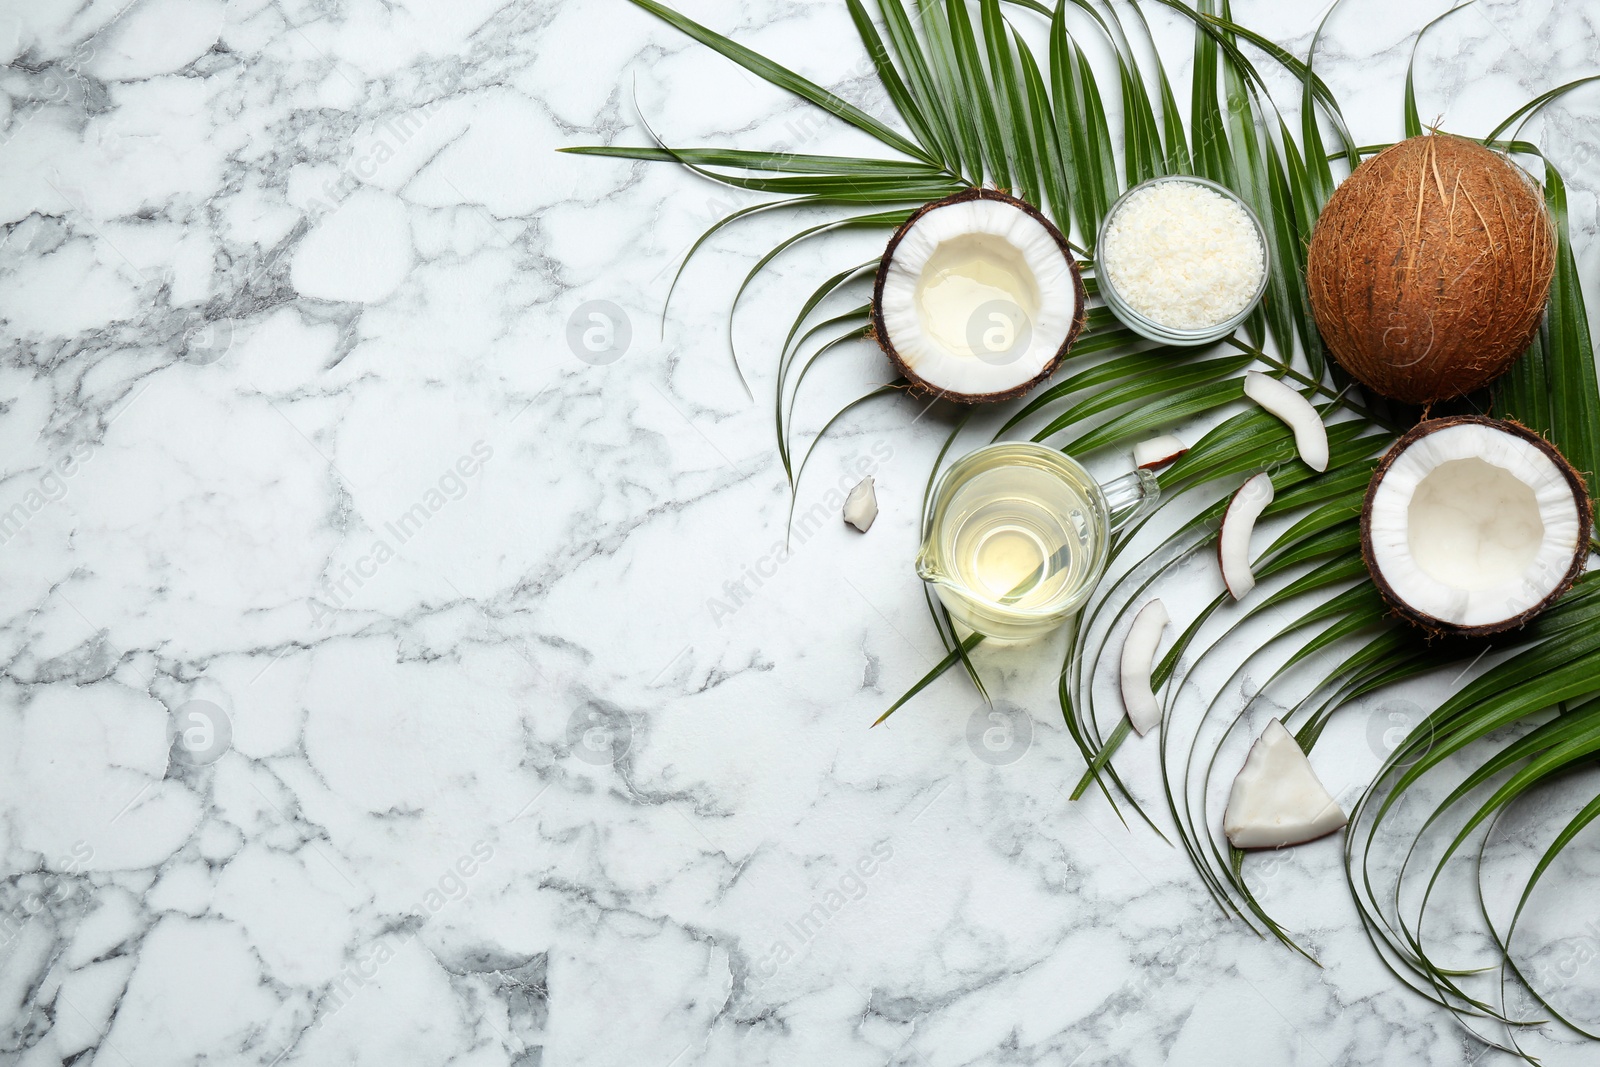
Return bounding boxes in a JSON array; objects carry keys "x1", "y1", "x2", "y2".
[
  {"x1": 1361, "y1": 416, "x2": 1591, "y2": 636},
  {"x1": 873, "y1": 189, "x2": 1085, "y2": 403}
]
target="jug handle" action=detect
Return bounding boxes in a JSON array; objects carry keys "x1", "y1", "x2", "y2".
[{"x1": 1099, "y1": 468, "x2": 1160, "y2": 533}]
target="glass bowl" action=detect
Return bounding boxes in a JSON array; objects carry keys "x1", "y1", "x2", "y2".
[{"x1": 1094, "y1": 175, "x2": 1271, "y2": 346}]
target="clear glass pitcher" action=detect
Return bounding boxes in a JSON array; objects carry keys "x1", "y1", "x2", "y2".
[{"x1": 916, "y1": 442, "x2": 1158, "y2": 641}]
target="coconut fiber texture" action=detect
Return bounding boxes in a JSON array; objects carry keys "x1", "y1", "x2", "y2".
[{"x1": 1307, "y1": 134, "x2": 1556, "y2": 405}]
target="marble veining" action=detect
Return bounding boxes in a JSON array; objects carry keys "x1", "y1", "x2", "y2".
[{"x1": 0, "y1": 0, "x2": 1597, "y2": 1063}]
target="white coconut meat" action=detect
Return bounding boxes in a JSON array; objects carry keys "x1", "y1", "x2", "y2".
[
  {"x1": 1243, "y1": 371, "x2": 1328, "y2": 472},
  {"x1": 1134, "y1": 434, "x2": 1188, "y2": 470},
  {"x1": 878, "y1": 197, "x2": 1081, "y2": 398},
  {"x1": 1224, "y1": 719, "x2": 1347, "y2": 849},
  {"x1": 843, "y1": 477, "x2": 877, "y2": 532},
  {"x1": 1366, "y1": 422, "x2": 1584, "y2": 630},
  {"x1": 1219, "y1": 472, "x2": 1274, "y2": 600},
  {"x1": 1120, "y1": 599, "x2": 1170, "y2": 736}
]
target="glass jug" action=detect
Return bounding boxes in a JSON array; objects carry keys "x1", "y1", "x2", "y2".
[{"x1": 916, "y1": 442, "x2": 1158, "y2": 641}]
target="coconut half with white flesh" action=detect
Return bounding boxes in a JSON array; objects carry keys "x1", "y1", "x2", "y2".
[
  {"x1": 1224, "y1": 719, "x2": 1347, "y2": 849},
  {"x1": 873, "y1": 189, "x2": 1086, "y2": 403},
  {"x1": 1362, "y1": 416, "x2": 1591, "y2": 636}
]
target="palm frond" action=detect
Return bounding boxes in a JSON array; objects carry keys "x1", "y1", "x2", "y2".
[{"x1": 573, "y1": 0, "x2": 1600, "y2": 1048}]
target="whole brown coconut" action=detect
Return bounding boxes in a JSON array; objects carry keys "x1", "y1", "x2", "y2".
[{"x1": 1306, "y1": 134, "x2": 1555, "y2": 405}]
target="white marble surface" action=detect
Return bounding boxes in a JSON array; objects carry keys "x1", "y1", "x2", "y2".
[{"x1": 0, "y1": 0, "x2": 1597, "y2": 1064}]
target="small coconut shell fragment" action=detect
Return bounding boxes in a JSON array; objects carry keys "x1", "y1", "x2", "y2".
[
  {"x1": 843, "y1": 477, "x2": 878, "y2": 533},
  {"x1": 1243, "y1": 371, "x2": 1327, "y2": 472},
  {"x1": 1361, "y1": 416, "x2": 1590, "y2": 636},
  {"x1": 1133, "y1": 434, "x2": 1188, "y2": 471},
  {"x1": 1120, "y1": 599, "x2": 1170, "y2": 736},
  {"x1": 1219, "y1": 472, "x2": 1274, "y2": 600},
  {"x1": 1224, "y1": 718, "x2": 1347, "y2": 850}
]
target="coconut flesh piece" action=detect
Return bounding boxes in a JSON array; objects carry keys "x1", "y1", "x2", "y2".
[
  {"x1": 843, "y1": 477, "x2": 878, "y2": 533},
  {"x1": 1134, "y1": 434, "x2": 1188, "y2": 470},
  {"x1": 1219, "y1": 472, "x2": 1274, "y2": 600},
  {"x1": 1224, "y1": 719, "x2": 1348, "y2": 849},
  {"x1": 1364, "y1": 419, "x2": 1588, "y2": 633},
  {"x1": 1243, "y1": 371, "x2": 1327, "y2": 472},
  {"x1": 875, "y1": 191, "x2": 1085, "y2": 402},
  {"x1": 1120, "y1": 599, "x2": 1169, "y2": 736}
]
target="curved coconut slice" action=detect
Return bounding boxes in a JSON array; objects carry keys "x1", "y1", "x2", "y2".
[
  {"x1": 1219, "y1": 472, "x2": 1274, "y2": 600},
  {"x1": 1362, "y1": 416, "x2": 1590, "y2": 635},
  {"x1": 1243, "y1": 371, "x2": 1327, "y2": 472},
  {"x1": 1133, "y1": 434, "x2": 1188, "y2": 470},
  {"x1": 873, "y1": 189, "x2": 1086, "y2": 403},
  {"x1": 1120, "y1": 599, "x2": 1169, "y2": 736},
  {"x1": 1224, "y1": 719, "x2": 1347, "y2": 849}
]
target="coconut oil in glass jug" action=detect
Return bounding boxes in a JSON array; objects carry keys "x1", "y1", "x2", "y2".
[{"x1": 916, "y1": 442, "x2": 1157, "y2": 641}]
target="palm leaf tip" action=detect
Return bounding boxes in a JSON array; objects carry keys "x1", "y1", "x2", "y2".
[{"x1": 577, "y1": 2, "x2": 1600, "y2": 1045}]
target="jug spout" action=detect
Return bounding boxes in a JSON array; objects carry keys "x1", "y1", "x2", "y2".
[{"x1": 914, "y1": 542, "x2": 950, "y2": 588}]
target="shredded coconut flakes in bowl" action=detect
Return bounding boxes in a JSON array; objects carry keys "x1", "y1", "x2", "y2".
[{"x1": 1101, "y1": 181, "x2": 1265, "y2": 331}]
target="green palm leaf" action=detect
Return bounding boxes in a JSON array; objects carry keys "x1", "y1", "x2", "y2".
[
  {"x1": 574, "y1": 1, "x2": 1600, "y2": 1046},
  {"x1": 621, "y1": 0, "x2": 936, "y2": 164}
]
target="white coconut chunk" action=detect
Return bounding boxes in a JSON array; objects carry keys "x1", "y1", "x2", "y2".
[
  {"x1": 1224, "y1": 719, "x2": 1347, "y2": 849},
  {"x1": 1133, "y1": 434, "x2": 1188, "y2": 470},
  {"x1": 1219, "y1": 472, "x2": 1274, "y2": 600},
  {"x1": 1120, "y1": 599, "x2": 1170, "y2": 736},
  {"x1": 1366, "y1": 422, "x2": 1583, "y2": 629},
  {"x1": 843, "y1": 477, "x2": 878, "y2": 532},
  {"x1": 879, "y1": 198, "x2": 1080, "y2": 397},
  {"x1": 1243, "y1": 371, "x2": 1328, "y2": 472}
]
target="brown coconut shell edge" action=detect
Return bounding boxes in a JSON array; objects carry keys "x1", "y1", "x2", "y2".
[
  {"x1": 870, "y1": 188, "x2": 1087, "y2": 405},
  {"x1": 1359, "y1": 415, "x2": 1593, "y2": 636}
]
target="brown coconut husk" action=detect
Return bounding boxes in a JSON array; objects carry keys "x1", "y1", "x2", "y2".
[
  {"x1": 871, "y1": 188, "x2": 1086, "y2": 405},
  {"x1": 1360, "y1": 415, "x2": 1591, "y2": 636},
  {"x1": 1307, "y1": 134, "x2": 1556, "y2": 406}
]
